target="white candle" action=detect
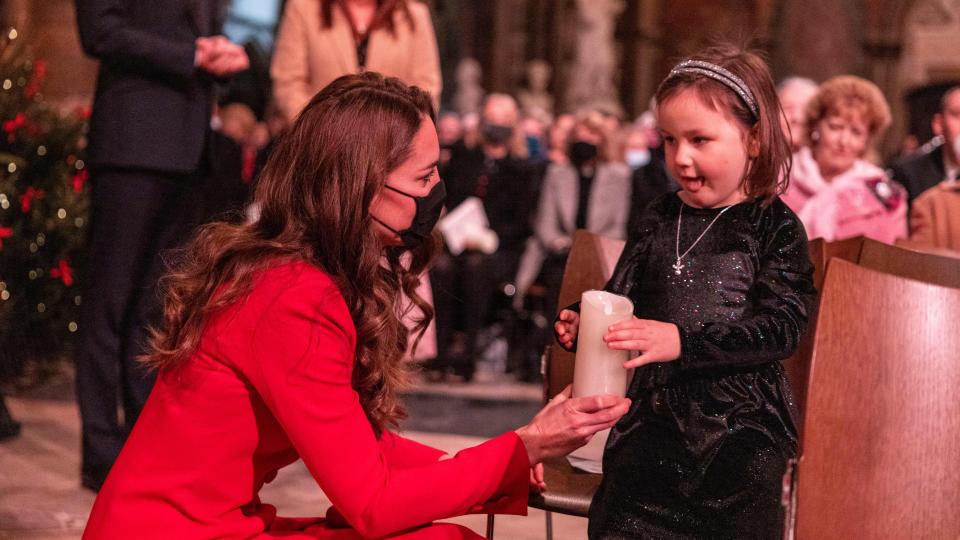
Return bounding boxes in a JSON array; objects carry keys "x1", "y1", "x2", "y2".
[
  {"x1": 573, "y1": 290, "x2": 634, "y2": 398},
  {"x1": 568, "y1": 290, "x2": 634, "y2": 469}
]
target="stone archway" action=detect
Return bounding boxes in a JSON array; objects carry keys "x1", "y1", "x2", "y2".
[{"x1": 891, "y1": 0, "x2": 960, "y2": 152}]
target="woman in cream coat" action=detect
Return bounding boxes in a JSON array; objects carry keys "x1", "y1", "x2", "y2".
[{"x1": 272, "y1": 0, "x2": 442, "y2": 122}]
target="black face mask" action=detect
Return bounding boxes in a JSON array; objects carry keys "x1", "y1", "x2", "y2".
[
  {"x1": 481, "y1": 123, "x2": 514, "y2": 145},
  {"x1": 569, "y1": 141, "x2": 598, "y2": 165},
  {"x1": 372, "y1": 181, "x2": 447, "y2": 249}
]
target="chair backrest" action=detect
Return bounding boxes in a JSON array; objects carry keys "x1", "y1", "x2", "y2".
[
  {"x1": 782, "y1": 236, "x2": 865, "y2": 429},
  {"x1": 859, "y1": 237, "x2": 960, "y2": 289},
  {"x1": 543, "y1": 230, "x2": 625, "y2": 401},
  {"x1": 792, "y1": 259, "x2": 960, "y2": 539}
]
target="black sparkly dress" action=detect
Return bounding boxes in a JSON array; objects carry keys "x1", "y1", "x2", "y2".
[{"x1": 575, "y1": 193, "x2": 817, "y2": 540}]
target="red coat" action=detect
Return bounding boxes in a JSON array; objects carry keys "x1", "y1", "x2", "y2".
[{"x1": 83, "y1": 262, "x2": 529, "y2": 539}]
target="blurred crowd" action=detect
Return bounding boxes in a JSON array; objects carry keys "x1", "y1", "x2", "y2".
[
  {"x1": 194, "y1": 0, "x2": 960, "y2": 385},
  {"x1": 206, "y1": 71, "x2": 960, "y2": 384}
]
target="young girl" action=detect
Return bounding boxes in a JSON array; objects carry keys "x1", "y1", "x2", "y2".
[{"x1": 555, "y1": 45, "x2": 817, "y2": 539}]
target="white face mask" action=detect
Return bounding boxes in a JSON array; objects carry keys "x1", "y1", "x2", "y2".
[{"x1": 625, "y1": 148, "x2": 651, "y2": 170}]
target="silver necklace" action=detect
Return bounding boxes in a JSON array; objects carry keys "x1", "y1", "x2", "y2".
[{"x1": 672, "y1": 203, "x2": 734, "y2": 275}]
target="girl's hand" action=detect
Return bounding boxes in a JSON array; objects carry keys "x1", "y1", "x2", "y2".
[
  {"x1": 604, "y1": 317, "x2": 681, "y2": 367},
  {"x1": 554, "y1": 310, "x2": 581, "y2": 350},
  {"x1": 515, "y1": 385, "x2": 630, "y2": 465}
]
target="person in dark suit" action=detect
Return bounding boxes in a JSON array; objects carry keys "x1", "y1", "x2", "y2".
[
  {"x1": 74, "y1": 0, "x2": 249, "y2": 491},
  {"x1": 889, "y1": 86, "x2": 960, "y2": 204},
  {"x1": 431, "y1": 94, "x2": 536, "y2": 381}
]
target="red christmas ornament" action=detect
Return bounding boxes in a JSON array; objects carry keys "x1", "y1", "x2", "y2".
[
  {"x1": 241, "y1": 146, "x2": 256, "y2": 184},
  {"x1": 3, "y1": 112, "x2": 26, "y2": 133},
  {"x1": 0, "y1": 227, "x2": 12, "y2": 250},
  {"x1": 72, "y1": 169, "x2": 89, "y2": 193},
  {"x1": 24, "y1": 59, "x2": 46, "y2": 99},
  {"x1": 49, "y1": 258, "x2": 74, "y2": 286},
  {"x1": 20, "y1": 186, "x2": 44, "y2": 213}
]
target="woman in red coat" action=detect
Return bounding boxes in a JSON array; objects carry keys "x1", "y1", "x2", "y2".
[{"x1": 82, "y1": 73, "x2": 630, "y2": 539}]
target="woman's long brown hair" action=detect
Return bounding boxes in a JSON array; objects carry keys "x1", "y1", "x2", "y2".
[{"x1": 145, "y1": 72, "x2": 438, "y2": 433}]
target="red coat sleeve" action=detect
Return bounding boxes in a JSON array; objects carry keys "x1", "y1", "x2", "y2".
[
  {"x1": 243, "y1": 273, "x2": 529, "y2": 538},
  {"x1": 378, "y1": 431, "x2": 446, "y2": 470}
]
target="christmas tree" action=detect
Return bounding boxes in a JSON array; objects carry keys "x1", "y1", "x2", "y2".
[{"x1": 0, "y1": 28, "x2": 89, "y2": 385}]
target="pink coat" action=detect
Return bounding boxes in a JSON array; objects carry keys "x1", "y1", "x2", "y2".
[{"x1": 782, "y1": 147, "x2": 907, "y2": 243}]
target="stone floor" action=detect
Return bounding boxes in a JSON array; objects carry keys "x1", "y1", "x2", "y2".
[{"x1": 0, "y1": 369, "x2": 588, "y2": 539}]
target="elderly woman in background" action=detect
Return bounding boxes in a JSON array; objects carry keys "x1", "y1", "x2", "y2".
[
  {"x1": 514, "y1": 111, "x2": 631, "y2": 315},
  {"x1": 782, "y1": 75, "x2": 907, "y2": 243},
  {"x1": 777, "y1": 77, "x2": 819, "y2": 153}
]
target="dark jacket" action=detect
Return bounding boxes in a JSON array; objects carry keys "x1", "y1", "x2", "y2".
[
  {"x1": 441, "y1": 142, "x2": 535, "y2": 255},
  {"x1": 75, "y1": 0, "x2": 224, "y2": 173},
  {"x1": 889, "y1": 138, "x2": 948, "y2": 204}
]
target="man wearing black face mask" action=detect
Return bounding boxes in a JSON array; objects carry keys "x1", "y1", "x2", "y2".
[{"x1": 431, "y1": 94, "x2": 536, "y2": 381}]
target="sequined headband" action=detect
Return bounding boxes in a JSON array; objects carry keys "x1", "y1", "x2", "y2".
[{"x1": 667, "y1": 59, "x2": 759, "y2": 119}]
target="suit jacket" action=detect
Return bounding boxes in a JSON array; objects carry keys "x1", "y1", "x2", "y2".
[
  {"x1": 909, "y1": 181, "x2": 960, "y2": 254},
  {"x1": 271, "y1": 0, "x2": 442, "y2": 121},
  {"x1": 76, "y1": 0, "x2": 222, "y2": 174},
  {"x1": 515, "y1": 162, "x2": 632, "y2": 298},
  {"x1": 889, "y1": 139, "x2": 948, "y2": 203},
  {"x1": 83, "y1": 262, "x2": 529, "y2": 539},
  {"x1": 442, "y1": 144, "x2": 536, "y2": 258}
]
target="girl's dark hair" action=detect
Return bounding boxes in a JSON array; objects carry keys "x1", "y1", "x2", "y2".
[
  {"x1": 655, "y1": 43, "x2": 792, "y2": 203},
  {"x1": 145, "y1": 72, "x2": 438, "y2": 433},
  {"x1": 320, "y1": 0, "x2": 415, "y2": 35}
]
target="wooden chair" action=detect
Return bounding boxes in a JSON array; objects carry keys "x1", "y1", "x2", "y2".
[
  {"x1": 859, "y1": 237, "x2": 960, "y2": 289},
  {"x1": 782, "y1": 236, "x2": 867, "y2": 431},
  {"x1": 782, "y1": 259, "x2": 960, "y2": 539},
  {"x1": 527, "y1": 230, "x2": 625, "y2": 539}
]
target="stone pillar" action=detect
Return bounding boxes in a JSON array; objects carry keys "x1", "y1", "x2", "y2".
[
  {"x1": 626, "y1": 0, "x2": 664, "y2": 116},
  {"x1": 489, "y1": 0, "x2": 529, "y2": 93},
  {"x1": 772, "y1": 0, "x2": 866, "y2": 82}
]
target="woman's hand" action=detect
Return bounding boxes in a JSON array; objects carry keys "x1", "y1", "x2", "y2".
[
  {"x1": 515, "y1": 385, "x2": 630, "y2": 465},
  {"x1": 530, "y1": 462, "x2": 545, "y2": 492},
  {"x1": 554, "y1": 310, "x2": 580, "y2": 350},
  {"x1": 604, "y1": 317, "x2": 681, "y2": 367}
]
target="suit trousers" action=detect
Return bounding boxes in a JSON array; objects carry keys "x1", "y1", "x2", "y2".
[{"x1": 76, "y1": 167, "x2": 201, "y2": 486}]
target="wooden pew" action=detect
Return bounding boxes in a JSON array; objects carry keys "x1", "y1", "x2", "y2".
[{"x1": 783, "y1": 259, "x2": 960, "y2": 539}]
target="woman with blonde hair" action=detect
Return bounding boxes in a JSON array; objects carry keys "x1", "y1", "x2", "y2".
[{"x1": 782, "y1": 75, "x2": 907, "y2": 243}]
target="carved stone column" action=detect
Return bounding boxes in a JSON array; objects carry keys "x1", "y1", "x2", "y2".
[
  {"x1": 772, "y1": 0, "x2": 866, "y2": 82},
  {"x1": 489, "y1": 0, "x2": 529, "y2": 93},
  {"x1": 889, "y1": 0, "x2": 960, "y2": 155}
]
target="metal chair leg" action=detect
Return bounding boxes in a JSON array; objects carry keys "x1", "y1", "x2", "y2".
[
  {"x1": 486, "y1": 514, "x2": 495, "y2": 539},
  {"x1": 545, "y1": 510, "x2": 554, "y2": 540}
]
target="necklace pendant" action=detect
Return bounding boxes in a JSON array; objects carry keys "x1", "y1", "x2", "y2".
[{"x1": 672, "y1": 260, "x2": 684, "y2": 275}]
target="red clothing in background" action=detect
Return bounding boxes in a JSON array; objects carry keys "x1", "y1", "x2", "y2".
[{"x1": 83, "y1": 262, "x2": 529, "y2": 539}]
